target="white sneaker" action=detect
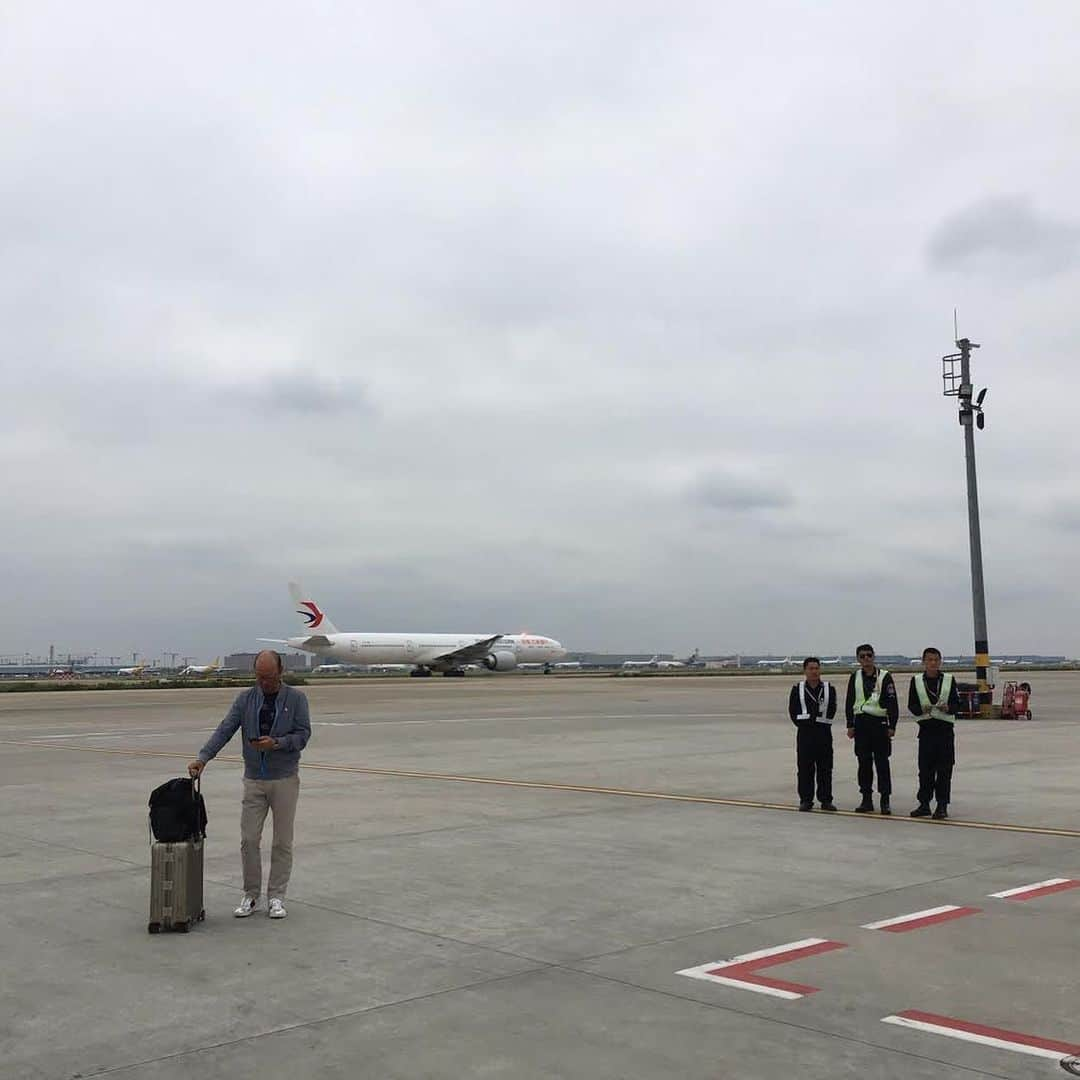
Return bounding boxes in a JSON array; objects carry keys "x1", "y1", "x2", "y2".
[
  {"x1": 234, "y1": 896, "x2": 258, "y2": 918},
  {"x1": 268, "y1": 898, "x2": 287, "y2": 919}
]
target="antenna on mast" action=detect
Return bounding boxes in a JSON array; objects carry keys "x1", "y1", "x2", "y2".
[{"x1": 953, "y1": 307, "x2": 959, "y2": 344}]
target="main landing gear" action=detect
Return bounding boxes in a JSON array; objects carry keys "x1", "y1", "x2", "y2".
[
  {"x1": 442, "y1": 668, "x2": 466, "y2": 677},
  {"x1": 409, "y1": 667, "x2": 433, "y2": 678}
]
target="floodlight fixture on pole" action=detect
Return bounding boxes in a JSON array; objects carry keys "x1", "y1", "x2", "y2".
[{"x1": 942, "y1": 334, "x2": 993, "y2": 715}]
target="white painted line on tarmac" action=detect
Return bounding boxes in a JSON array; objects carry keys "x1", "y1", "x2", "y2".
[
  {"x1": 27, "y1": 730, "x2": 152, "y2": 740},
  {"x1": 25, "y1": 729, "x2": 202, "y2": 741},
  {"x1": 678, "y1": 967, "x2": 805, "y2": 1000},
  {"x1": 861, "y1": 905, "x2": 981, "y2": 932},
  {"x1": 882, "y1": 1010, "x2": 1080, "y2": 1061},
  {"x1": 18, "y1": 713, "x2": 737, "y2": 737},
  {"x1": 343, "y1": 712, "x2": 746, "y2": 727},
  {"x1": 989, "y1": 878, "x2": 1080, "y2": 900},
  {"x1": 677, "y1": 938, "x2": 847, "y2": 1000}
]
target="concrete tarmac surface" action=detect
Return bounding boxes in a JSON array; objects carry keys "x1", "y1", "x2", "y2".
[{"x1": 2, "y1": 673, "x2": 1078, "y2": 1079}]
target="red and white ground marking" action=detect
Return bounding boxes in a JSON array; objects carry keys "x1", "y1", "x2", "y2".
[
  {"x1": 676, "y1": 938, "x2": 847, "y2": 1000},
  {"x1": 883, "y1": 1010, "x2": 1080, "y2": 1062},
  {"x1": 989, "y1": 878, "x2": 1080, "y2": 901},
  {"x1": 861, "y1": 905, "x2": 981, "y2": 933}
]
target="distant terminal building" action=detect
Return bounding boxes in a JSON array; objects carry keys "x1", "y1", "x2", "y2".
[
  {"x1": 225, "y1": 652, "x2": 310, "y2": 672},
  {"x1": 567, "y1": 653, "x2": 674, "y2": 667}
]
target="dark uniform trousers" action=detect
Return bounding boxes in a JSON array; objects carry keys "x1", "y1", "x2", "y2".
[
  {"x1": 796, "y1": 724, "x2": 833, "y2": 803},
  {"x1": 853, "y1": 716, "x2": 892, "y2": 797},
  {"x1": 917, "y1": 725, "x2": 955, "y2": 807}
]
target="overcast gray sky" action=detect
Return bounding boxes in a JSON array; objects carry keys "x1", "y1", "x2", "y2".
[{"x1": 3, "y1": 1, "x2": 1078, "y2": 662}]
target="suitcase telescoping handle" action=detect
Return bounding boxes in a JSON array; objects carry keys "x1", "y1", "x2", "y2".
[{"x1": 191, "y1": 773, "x2": 204, "y2": 840}]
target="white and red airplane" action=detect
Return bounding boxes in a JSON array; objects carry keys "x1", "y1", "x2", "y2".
[{"x1": 261, "y1": 584, "x2": 566, "y2": 677}]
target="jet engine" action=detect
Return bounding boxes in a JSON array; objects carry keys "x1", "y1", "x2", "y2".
[{"x1": 483, "y1": 650, "x2": 518, "y2": 672}]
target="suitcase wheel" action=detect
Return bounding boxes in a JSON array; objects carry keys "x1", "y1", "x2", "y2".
[
  {"x1": 198, "y1": 910, "x2": 206, "y2": 922},
  {"x1": 148, "y1": 923, "x2": 161, "y2": 934}
]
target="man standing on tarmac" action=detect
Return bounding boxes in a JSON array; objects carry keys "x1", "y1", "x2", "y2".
[
  {"x1": 908, "y1": 647, "x2": 961, "y2": 820},
  {"x1": 845, "y1": 644, "x2": 898, "y2": 814},
  {"x1": 188, "y1": 650, "x2": 311, "y2": 920},
  {"x1": 788, "y1": 657, "x2": 838, "y2": 812}
]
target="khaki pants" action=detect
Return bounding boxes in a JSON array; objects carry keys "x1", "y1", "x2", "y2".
[{"x1": 240, "y1": 774, "x2": 300, "y2": 901}]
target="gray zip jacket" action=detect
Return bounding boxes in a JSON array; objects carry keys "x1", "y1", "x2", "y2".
[{"x1": 198, "y1": 684, "x2": 311, "y2": 780}]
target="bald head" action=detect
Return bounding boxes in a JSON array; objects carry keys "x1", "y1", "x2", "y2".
[{"x1": 254, "y1": 649, "x2": 283, "y2": 694}]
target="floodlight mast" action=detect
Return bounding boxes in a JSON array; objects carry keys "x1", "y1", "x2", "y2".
[{"x1": 942, "y1": 333, "x2": 991, "y2": 714}]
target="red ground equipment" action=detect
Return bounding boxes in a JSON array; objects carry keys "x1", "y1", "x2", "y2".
[
  {"x1": 955, "y1": 682, "x2": 981, "y2": 719},
  {"x1": 1000, "y1": 681, "x2": 1033, "y2": 721}
]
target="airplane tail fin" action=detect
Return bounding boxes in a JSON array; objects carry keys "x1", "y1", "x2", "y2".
[{"x1": 289, "y1": 582, "x2": 340, "y2": 636}]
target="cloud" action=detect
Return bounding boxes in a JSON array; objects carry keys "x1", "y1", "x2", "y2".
[
  {"x1": 927, "y1": 196, "x2": 1080, "y2": 277},
  {"x1": 242, "y1": 373, "x2": 374, "y2": 415},
  {"x1": 687, "y1": 471, "x2": 792, "y2": 513},
  {"x1": 1, "y1": 2, "x2": 1078, "y2": 659},
  {"x1": 1047, "y1": 502, "x2": 1080, "y2": 533}
]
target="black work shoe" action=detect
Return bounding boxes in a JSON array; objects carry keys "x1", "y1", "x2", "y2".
[
  {"x1": 880, "y1": 797, "x2": 891, "y2": 815},
  {"x1": 798, "y1": 801, "x2": 813, "y2": 811},
  {"x1": 855, "y1": 798, "x2": 874, "y2": 813},
  {"x1": 820, "y1": 802, "x2": 837, "y2": 812},
  {"x1": 932, "y1": 806, "x2": 949, "y2": 820},
  {"x1": 910, "y1": 804, "x2": 932, "y2": 818}
]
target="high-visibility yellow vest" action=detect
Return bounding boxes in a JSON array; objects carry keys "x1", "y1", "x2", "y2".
[
  {"x1": 853, "y1": 669, "x2": 890, "y2": 718},
  {"x1": 915, "y1": 672, "x2": 955, "y2": 723}
]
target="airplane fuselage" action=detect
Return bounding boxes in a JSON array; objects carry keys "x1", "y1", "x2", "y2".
[{"x1": 285, "y1": 632, "x2": 565, "y2": 671}]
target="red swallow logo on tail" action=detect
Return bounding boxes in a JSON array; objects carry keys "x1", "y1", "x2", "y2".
[{"x1": 297, "y1": 601, "x2": 324, "y2": 629}]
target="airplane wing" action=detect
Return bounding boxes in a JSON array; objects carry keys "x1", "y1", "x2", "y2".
[{"x1": 425, "y1": 635, "x2": 504, "y2": 666}]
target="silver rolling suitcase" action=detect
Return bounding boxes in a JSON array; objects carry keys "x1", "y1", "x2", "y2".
[
  {"x1": 148, "y1": 775, "x2": 207, "y2": 934},
  {"x1": 149, "y1": 838, "x2": 205, "y2": 933}
]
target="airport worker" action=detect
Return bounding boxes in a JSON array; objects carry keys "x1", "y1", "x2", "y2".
[
  {"x1": 907, "y1": 647, "x2": 961, "y2": 820},
  {"x1": 188, "y1": 649, "x2": 311, "y2": 919},
  {"x1": 845, "y1": 643, "x2": 898, "y2": 814},
  {"x1": 787, "y1": 657, "x2": 838, "y2": 811}
]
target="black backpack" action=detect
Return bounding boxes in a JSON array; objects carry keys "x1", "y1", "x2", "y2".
[{"x1": 149, "y1": 777, "x2": 208, "y2": 843}]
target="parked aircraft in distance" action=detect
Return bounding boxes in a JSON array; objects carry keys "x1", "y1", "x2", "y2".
[
  {"x1": 116, "y1": 664, "x2": 146, "y2": 677},
  {"x1": 654, "y1": 649, "x2": 702, "y2": 670},
  {"x1": 553, "y1": 660, "x2": 582, "y2": 670},
  {"x1": 179, "y1": 657, "x2": 221, "y2": 676},
  {"x1": 756, "y1": 656, "x2": 792, "y2": 667},
  {"x1": 622, "y1": 655, "x2": 660, "y2": 669},
  {"x1": 260, "y1": 584, "x2": 566, "y2": 677}
]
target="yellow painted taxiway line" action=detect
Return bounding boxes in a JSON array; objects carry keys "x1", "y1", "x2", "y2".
[{"x1": 6, "y1": 738, "x2": 1079, "y2": 839}]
